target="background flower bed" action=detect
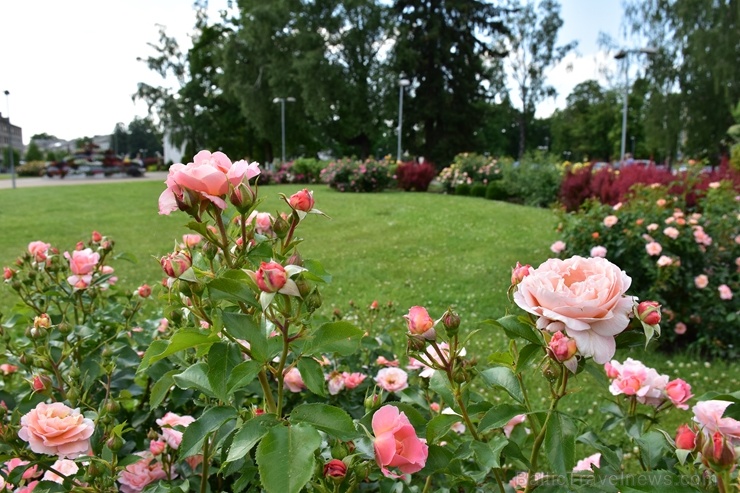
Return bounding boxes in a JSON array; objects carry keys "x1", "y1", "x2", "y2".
[{"x1": 320, "y1": 157, "x2": 395, "y2": 192}]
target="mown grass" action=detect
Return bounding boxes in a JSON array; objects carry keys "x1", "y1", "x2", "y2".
[{"x1": 1, "y1": 180, "x2": 738, "y2": 459}]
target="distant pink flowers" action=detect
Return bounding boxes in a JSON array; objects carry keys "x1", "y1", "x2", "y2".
[
  {"x1": 513, "y1": 256, "x2": 635, "y2": 364},
  {"x1": 605, "y1": 358, "x2": 692, "y2": 409},
  {"x1": 694, "y1": 275, "x2": 709, "y2": 289},
  {"x1": 18, "y1": 402, "x2": 94, "y2": 458},
  {"x1": 645, "y1": 241, "x2": 662, "y2": 256},
  {"x1": 603, "y1": 215, "x2": 618, "y2": 228},
  {"x1": 718, "y1": 284, "x2": 733, "y2": 300},
  {"x1": 155, "y1": 412, "x2": 195, "y2": 450},
  {"x1": 372, "y1": 405, "x2": 428, "y2": 477},
  {"x1": 327, "y1": 371, "x2": 366, "y2": 395},
  {"x1": 589, "y1": 245, "x2": 607, "y2": 258},
  {"x1": 118, "y1": 453, "x2": 169, "y2": 493},
  {"x1": 549, "y1": 240, "x2": 566, "y2": 254}
]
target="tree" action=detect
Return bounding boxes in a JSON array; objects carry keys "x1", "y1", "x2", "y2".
[
  {"x1": 624, "y1": 0, "x2": 740, "y2": 164},
  {"x1": 25, "y1": 141, "x2": 44, "y2": 162},
  {"x1": 30, "y1": 133, "x2": 57, "y2": 141},
  {"x1": 503, "y1": 0, "x2": 576, "y2": 158},
  {"x1": 127, "y1": 117, "x2": 163, "y2": 158},
  {"x1": 390, "y1": 0, "x2": 509, "y2": 166}
]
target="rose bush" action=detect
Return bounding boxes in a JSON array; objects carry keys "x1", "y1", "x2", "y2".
[{"x1": 1, "y1": 149, "x2": 739, "y2": 493}]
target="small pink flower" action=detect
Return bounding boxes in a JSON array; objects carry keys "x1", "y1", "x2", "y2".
[
  {"x1": 342, "y1": 372, "x2": 366, "y2": 389},
  {"x1": 637, "y1": 301, "x2": 661, "y2": 325},
  {"x1": 42, "y1": 459, "x2": 79, "y2": 483},
  {"x1": 663, "y1": 227, "x2": 679, "y2": 240},
  {"x1": 656, "y1": 255, "x2": 674, "y2": 267},
  {"x1": 674, "y1": 322, "x2": 687, "y2": 335},
  {"x1": 603, "y1": 215, "x2": 618, "y2": 227},
  {"x1": 4, "y1": 458, "x2": 40, "y2": 479},
  {"x1": 548, "y1": 331, "x2": 578, "y2": 373},
  {"x1": 375, "y1": 368, "x2": 409, "y2": 393},
  {"x1": 645, "y1": 241, "x2": 662, "y2": 256},
  {"x1": 156, "y1": 412, "x2": 195, "y2": 450},
  {"x1": 284, "y1": 367, "x2": 306, "y2": 393},
  {"x1": 665, "y1": 379, "x2": 693, "y2": 410},
  {"x1": 694, "y1": 275, "x2": 709, "y2": 289},
  {"x1": 118, "y1": 453, "x2": 169, "y2": 493},
  {"x1": 430, "y1": 402, "x2": 441, "y2": 413},
  {"x1": 149, "y1": 440, "x2": 166, "y2": 456},
  {"x1": 28, "y1": 241, "x2": 51, "y2": 262},
  {"x1": 327, "y1": 372, "x2": 345, "y2": 395},
  {"x1": 573, "y1": 453, "x2": 601, "y2": 472},
  {"x1": 646, "y1": 223, "x2": 659, "y2": 232},
  {"x1": 590, "y1": 246, "x2": 607, "y2": 258},
  {"x1": 511, "y1": 262, "x2": 532, "y2": 285},
  {"x1": 604, "y1": 361, "x2": 620, "y2": 379},
  {"x1": 137, "y1": 284, "x2": 152, "y2": 298},
  {"x1": 376, "y1": 356, "x2": 399, "y2": 367},
  {"x1": 18, "y1": 402, "x2": 94, "y2": 458},
  {"x1": 3, "y1": 266, "x2": 15, "y2": 279},
  {"x1": 15, "y1": 481, "x2": 40, "y2": 493},
  {"x1": 247, "y1": 211, "x2": 274, "y2": 236},
  {"x1": 656, "y1": 198, "x2": 667, "y2": 207},
  {"x1": 182, "y1": 234, "x2": 203, "y2": 247},
  {"x1": 64, "y1": 248, "x2": 100, "y2": 288},
  {"x1": 718, "y1": 284, "x2": 733, "y2": 300},
  {"x1": 160, "y1": 250, "x2": 192, "y2": 278},
  {"x1": 372, "y1": 405, "x2": 428, "y2": 477},
  {"x1": 404, "y1": 306, "x2": 435, "y2": 338},
  {"x1": 549, "y1": 240, "x2": 566, "y2": 254},
  {"x1": 0, "y1": 363, "x2": 18, "y2": 375}
]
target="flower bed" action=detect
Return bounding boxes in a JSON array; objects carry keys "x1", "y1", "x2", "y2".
[{"x1": 320, "y1": 157, "x2": 395, "y2": 192}]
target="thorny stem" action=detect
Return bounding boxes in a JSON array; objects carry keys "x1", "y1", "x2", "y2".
[{"x1": 214, "y1": 211, "x2": 234, "y2": 269}]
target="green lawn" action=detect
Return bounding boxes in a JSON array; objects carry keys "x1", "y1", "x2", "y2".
[{"x1": 1, "y1": 181, "x2": 737, "y2": 453}]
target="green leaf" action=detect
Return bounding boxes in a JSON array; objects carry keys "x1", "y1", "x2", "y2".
[
  {"x1": 179, "y1": 407, "x2": 237, "y2": 458},
  {"x1": 478, "y1": 404, "x2": 527, "y2": 433},
  {"x1": 303, "y1": 321, "x2": 364, "y2": 356},
  {"x1": 296, "y1": 358, "x2": 326, "y2": 397},
  {"x1": 635, "y1": 431, "x2": 671, "y2": 471},
  {"x1": 224, "y1": 414, "x2": 280, "y2": 465},
  {"x1": 480, "y1": 367, "x2": 524, "y2": 403},
  {"x1": 139, "y1": 330, "x2": 219, "y2": 371},
  {"x1": 256, "y1": 424, "x2": 322, "y2": 493},
  {"x1": 544, "y1": 411, "x2": 576, "y2": 475},
  {"x1": 617, "y1": 472, "x2": 702, "y2": 492},
  {"x1": 577, "y1": 432, "x2": 622, "y2": 473},
  {"x1": 227, "y1": 360, "x2": 263, "y2": 394},
  {"x1": 429, "y1": 371, "x2": 455, "y2": 407},
  {"x1": 425, "y1": 414, "x2": 463, "y2": 443},
  {"x1": 207, "y1": 342, "x2": 242, "y2": 403},
  {"x1": 424, "y1": 444, "x2": 453, "y2": 473},
  {"x1": 290, "y1": 403, "x2": 358, "y2": 441},
  {"x1": 149, "y1": 370, "x2": 179, "y2": 408},
  {"x1": 302, "y1": 259, "x2": 332, "y2": 283},
  {"x1": 222, "y1": 312, "x2": 268, "y2": 362},
  {"x1": 491, "y1": 315, "x2": 544, "y2": 345},
  {"x1": 516, "y1": 343, "x2": 543, "y2": 373},
  {"x1": 471, "y1": 436, "x2": 508, "y2": 472},
  {"x1": 173, "y1": 362, "x2": 215, "y2": 398},
  {"x1": 208, "y1": 271, "x2": 258, "y2": 306}
]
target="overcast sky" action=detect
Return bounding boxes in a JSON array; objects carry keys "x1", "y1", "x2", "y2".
[{"x1": 1, "y1": 0, "x2": 628, "y2": 145}]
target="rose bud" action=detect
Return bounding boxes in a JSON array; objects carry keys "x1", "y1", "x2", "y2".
[
  {"x1": 160, "y1": 250, "x2": 192, "y2": 278},
  {"x1": 3, "y1": 267, "x2": 15, "y2": 280},
  {"x1": 637, "y1": 301, "x2": 661, "y2": 325},
  {"x1": 150, "y1": 440, "x2": 166, "y2": 456},
  {"x1": 323, "y1": 459, "x2": 347, "y2": 482},
  {"x1": 404, "y1": 306, "x2": 435, "y2": 339},
  {"x1": 254, "y1": 261, "x2": 288, "y2": 293},
  {"x1": 674, "y1": 424, "x2": 696, "y2": 451},
  {"x1": 75, "y1": 241, "x2": 85, "y2": 251},
  {"x1": 702, "y1": 431, "x2": 736, "y2": 469},
  {"x1": 31, "y1": 374, "x2": 52, "y2": 393},
  {"x1": 34, "y1": 313, "x2": 51, "y2": 329},
  {"x1": 230, "y1": 183, "x2": 257, "y2": 213},
  {"x1": 289, "y1": 189, "x2": 315, "y2": 212},
  {"x1": 370, "y1": 300, "x2": 379, "y2": 310},
  {"x1": 92, "y1": 231, "x2": 103, "y2": 243},
  {"x1": 442, "y1": 309, "x2": 461, "y2": 336},
  {"x1": 137, "y1": 284, "x2": 152, "y2": 298},
  {"x1": 510, "y1": 262, "x2": 532, "y2": 285}
]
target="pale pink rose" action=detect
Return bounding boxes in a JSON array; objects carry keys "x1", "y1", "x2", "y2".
[
  {"x1": 226, "y1": 159, "x2": 260, "y2": 186},
  {"x1": 656, "y1": 198, "x2": 667, "y2": 207},
  {"x1": 28, "y1": 241, "x2": 51, "y2": 262},
  {"x1": 118, "y1": 453, "x2": 169, "y2": 493},
  {"x1": 42, "y1": 459, "x2": 79, "y2": 483},
  {"x1": 549, "y1": 240, "x2": 566, "y2": 254},
  {"x1": 182, "y1": 234, "x2": 203, "y2": 247},
  {"x1": 573, "y1": 452, "x2": 601, "y2": 472},
  {"x1": 656, "y1": 255, "x2": 673, "y2": 267},
  {"x1": 503, "y1": 414, "x2": 527, "y2": 438},
  {"x1": 513, "y1": 256, "x2": 635, "y2": 364},
  {"x1": 708, "y1": 181, "x2": 721, "y2": 189},
  {"x1": 590, "y1": 246, "x2": 607, "y2": 258},
  {"x1": 327, "y1": 372, "x2": 345, "y2": 395},
  {"x1": 693, "y1": 227, "x2": 712, "y2": 246},
  {"x1": 4, "y1": 457, "x2": 40, "y2": 479},
  {"x1": 603, "y1": 215, "x2": 618, "y2": 227},
  {"x1": 372, "y1": 405, "x2": 428, "y2": 477},
  {"x1": 284, "y1": 367, "x2": 306, "y2": 393},
  {"x1": 156, "y1": 412, "x2": 195, "y2": 450},
  {"x1": 247, "y1": 211, "x2": 274, "y2": 236},
  {"x1": 404, "y1": 306, "x2": 435, "y2": 338},
  {"x1": 376, "y1": 356, "x2": 399, "y2": 367},
  {"x1": 694, "y1": 275, "x2": 709, "y2": 289},
  {"x1": 64, "y1": 248, "x2": 100, "y2": 288},
  {"x1": 636, "y1": 368, "x2": 669, "y2": 407},
  {"x1": 665, "y1": 216, "x2": 675, "y2": 224},
  {"x1": 665, "y1": 379, "x2": 693, "y2": 410},
  {"x1": 718, "y1": 284, "x2": 733, "y2": 300},
  {"x1": 375, "y1": 368, "x2": 409, "y2": 393},
  {"x1": 692, "y1": 400, "x2": 740, "y2": 442},
  {"x1": 149, "y1": 440, "x2": 166, "y2": 456},
  {"x1": 0, "y1": 363, "x2": 18, "y2": 375},
  {"x1": 342, "y1": 372, "x2": 366, "y2": 389},
  {"x1": 663, "y1": 227, "x2": 679, "y2": 240},
  {"x1": 607, "y1": 358, "x2": 648, "y2": 396},
  {"x1": 646, "y1": 223, "x2": 659, "y2": 232},
  {"x1": 674, "y1": 322, "x2": 687, "y2": 335},
  {"x1": 18, "y1": 402, "x2": 94, "y2": 458},
  {"x1": 645, "y1": 242, "x2": 662, "y2": 256},
  {"x1": 15, "y1": 480, "x2": 40, "y2": 493}
]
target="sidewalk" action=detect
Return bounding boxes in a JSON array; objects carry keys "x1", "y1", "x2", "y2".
[{"x1": 0, "y1": 171, "x2": 168, "y2": 189}]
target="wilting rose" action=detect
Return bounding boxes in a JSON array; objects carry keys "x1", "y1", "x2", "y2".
[
  {"x1": 665, "y1": 379, "x2": 693, "y2": 410},
  {"x1": 289, "y1": 189, "x2": 315, "y2": 212},
  {"x1": 18, "y1": 402, "x2": 94, "y2": 458},
  {"x1": 156, "y1": 412, "x2": 195, "y2": 450},
  {"x1": 372, "y1": 405, "x2": 428, "y2": 477},
  {"x1": 375, "y1": 368, "x2": 409, "y2": 393},
  {"x1": 513, "y1": 256, "x2": 635, "y2": 364},
  {"x1": 118, "y1": 453, "x2": 169, "y2": 493},
  {"x1": 675, "y1": 424, "x2": 697, "y2": 450},
  {"x1": 404, "y1": 306, "x2": 435, "y2": 337}
]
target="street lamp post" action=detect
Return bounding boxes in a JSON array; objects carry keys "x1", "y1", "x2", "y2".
[
  {"x1": 396, "y1": 78, "x2": 410, "y2": 162},
  {"x1": 273, "y1": 97, "x2": 296, "y2": 163},
  {"x1": 614, "y1": 47, "x2": 657, "y2": 164},
  {"x1": 3, "y1": 90, "x2": 16, "y2": 189}
]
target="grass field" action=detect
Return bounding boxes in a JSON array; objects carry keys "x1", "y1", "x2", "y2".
[{"x1": 1, "y1": 180, "x2": 738, "y2": 457}]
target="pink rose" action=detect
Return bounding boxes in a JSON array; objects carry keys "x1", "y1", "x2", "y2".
[
  {"x1": 160, "y1": 250, "x2": 192, "y2": 278},
  {"x1": 665, "y1": 378, "x2": 693, "y2": 410},
  {"x1": 656, "y1": 198, "x2": 667, "y2": 207},
  {"x1": 656, "y1": 255, "x2": 673, "y2": 267},
  {"x1": 376, "y1": 356, "x2": 399, "y2": 367},
  {"x1": 404, "y1": 306, "x2": 435, "y2": 338},
  {"x1": 503, "y1": 414, "x2": 527, "y2": 438},
  {"x1": 252, "y1": 261, "x2": 287, "y2": 293},
  {"x1": 323, "y1": 459, "x2": 347, "y2": 479},
  {"x1": 284, "y1": 367, "x2": 306, "y2": 393},
  {"x1": 3, "y1": 266, "x2": 15, "y2": 279},
  {"x1": 64, "y1": 248, "x2": 100, "y2": 288},
  {"x1": 674, "y1": 322, "x2": 687, "y2": 335},
  {"x1": 548, "y1": 331, "x2": 578, "y2": 373},
  {"x1": 375, "y1": 368, "x2": 409, "y2": 393},
  {"x1": 572, "y1": 453, "x2": 601, "y2": 472},
  {"x1": 149, "y1": 440, "x2": 166, "y2": 456},
  {"x1": 137, "y1": 284, "x2": 152, "y2": 298},
  {"x1": 549, "y1": 240, "x2": 566, "y2": 254},
  {"x1": 15, "y1": 481, "x2": 39, "y2": 493},
  {"x1": 247, "y1": 211, "x2": 274, "y2": 236},
  {"x1": 603, "y1": 215, "x2": 618, "y2": 227},
  {"x1": 694, "y1": 275, "x2": 709, "y2": 289},
  {"x1": 604, "y1": 361, "x2": 620, "y2": 379},
  {"x1": 158, "y1": 150, "x2": 232, "y2": 214},
  {"x1": 693, "y1": 400, "x2": 740, "y2": 442},
  {"x1": 637, "y1": 301, "x2": 661, "y2": 325},
  {"x1": 513, "y1": 256, "x2": 635, "y2": 364},
  {"x1": 4, "y1": 458, "x2": 40, "y2": 480},
  {"x1": 372, "y1": 405, "x2": 428, "y2": 477},
  {"x1": 718, "y1": 284, "x2": 733, "y2": 300},
  {"x1": 645, "y1": 241, "x2": 662, "y2": 256},
  {"x1": 590, "y1": 246, "x2": 607, "y2": 258},
  {"x1": 663, "y1": 227, "x2": 679, "y2": 240},
  {"x1": 0, "y1": 363, "x2": 18, "y2": 375},
  {"x1": 511, "y1": 262, "x2": 532, "y2": 285},
  {"x1": 342, "y1": 372, "x2": 366, "y2": 389},
  {"x1": 646, "y1": 223, "x2": 659, "y2": 232},
  {"x1": 28, "y1": 241, "x2": 51, "y2": 262},
  {"x1": 675, "y1": 424, "x2": 697, "y2": 450},
  {"x1": 42, "y1": 459, "x2": 79, "y2": 483},
  {"x1": 327, "y1": 372, "x2": 345, "y2": 395},
  {"x1": 156, "y1": 412, "x2": 195, "y2": 450},
  {"x1": 18, "y1": 402, "x2": 94, "y2": 458},
  {"x1": 226, "y1": 159, "x2": 261, "y2": 187},
  {"x1": 118, "y1": 453, "x2": 169, "y2": 493},
  {"x1": 289, "y1": 189, "x2": 315, "y2": 212},
  {"x1": 182, "y1": 234, "x2": 203, "y2": 247}
]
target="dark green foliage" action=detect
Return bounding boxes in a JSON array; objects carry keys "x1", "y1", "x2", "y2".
[
  {"x1": 485, "y1": 181, "x2": 509, "y2": 201},
  {"x1": 454, "y1": 183, "x2": 471, "y2": 196},
  {"x1": 470, "y1": 183, "x2": 487, "y2": 198}
]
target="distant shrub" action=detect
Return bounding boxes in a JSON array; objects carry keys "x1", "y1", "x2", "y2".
[
  {"x1": 437, "y1": 153, "x2": 501, "y2": 193},
  {"x1": 16, "y1": 160, "x2": 46, "y2": 177},
  {"x1": 500, "y1": 152, "x2": 562, "y2": 207},
  {"x1": 321, "y1": 157, "x2": 394, "y2": 192},
  {"x1": 291, "y1": 158, "x2": 326, "y2": 183},
  {"x1": 485, "y1": 181, "x2": 509, "y2": 201},
  {"x1": 396, "y1": 160, "x2": 437, "y2": 191},
  {"x1": 470, "y1": 182, "x2": 487, "y2": 198},
  {"x1": 454, "y1": 183, "x2": 471, "y2": 196}
]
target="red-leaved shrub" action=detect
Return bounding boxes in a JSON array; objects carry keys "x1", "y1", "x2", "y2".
[{"x1": 396, "y1": 161, "x2": 437, "y2": 191}]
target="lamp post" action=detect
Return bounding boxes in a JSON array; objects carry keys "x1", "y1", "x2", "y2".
[
  {"x1": 273, "y1": 97, "x2": 296, "y2": 163},
  {"x1": 614, "y1": 47, "x2": 657, "y2": 164},
  {"x1": 3, "y1": 90, "x2": 16, "y2": 189},
  {"x1": 396, "y1": 78, "x2": 410, "y2": 162}
]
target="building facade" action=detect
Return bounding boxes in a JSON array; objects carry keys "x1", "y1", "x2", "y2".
[{"x1": 0, "y1": 112, "x2": 23, "y2": 165}]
